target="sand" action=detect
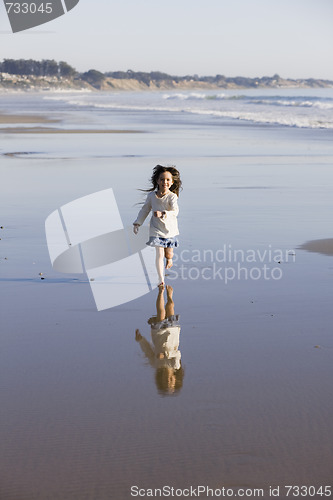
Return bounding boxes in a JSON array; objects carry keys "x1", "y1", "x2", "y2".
[
  {"x1": 1, "y1": 104, "x2": 332, "y2": 499},
  {"x1": 298, "y1": 238, "x2": 333, "y2": 256},
  {"x1": 0, "y1": 112, "x2": 59, "y2": 124},
  {"x1": 0, "y1": 127, "x2": 144, "y2": 133},
  {"x1": 0, "y1": 112, "x2": 144, "y2": 133}
]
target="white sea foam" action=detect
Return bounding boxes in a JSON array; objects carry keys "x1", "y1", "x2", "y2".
[
  {"x1": 40, "y1": 89, "x2": 333, "y2": 129},
  {"x1": 163, "y1": 92, "x2": 227, "y2": 101},
  {"x1": 43, "y1": 90, "x2": 92, "y2": 100},
  {"x1": 190, "y1": 108, "x2": 333, "y2": 128},
  {"x1": 251, "y1": 97, "x2": 333, "y2": 110}
]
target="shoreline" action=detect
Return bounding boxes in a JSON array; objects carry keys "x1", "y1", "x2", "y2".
[
  {"x1": 1, "y1": 83, "x2": 332, "y2": 93},
  {"x1": 1, "y1": 76, "x2": 333, "y2": 93},
  {"x1": 0, "y1": 112, "x2": 59, "y2": 124},
  {"x1": 0, "y1": 112, "x2": 144, "y2": 134},
  {"x1": 0, "y1": 126, "x2": 144, "y2": 134}
]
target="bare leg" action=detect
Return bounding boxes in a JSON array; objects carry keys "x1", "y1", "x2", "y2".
[
  {"x1": 155, "y1": 246, "x2": 165, "y2": 285},
  {"x1": 165, "y1": 285, "x2": 175, "y2": 318},
  {"x1": 156, "y1": 285, "x2": 166, "y2": 322},
  {"x1": 164, "y1": 247, "x2": 173, "y2": 269}
]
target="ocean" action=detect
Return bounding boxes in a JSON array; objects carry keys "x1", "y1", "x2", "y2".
[
  {"x1": 43, "y1": 87, "x2": 333, "y2": 129},
  {"x1": 1, "y1": 87, "x2": 333, "y2": 130},
  {"x1": 2, "y1": 87, "x2": 333, "y2": 159}
]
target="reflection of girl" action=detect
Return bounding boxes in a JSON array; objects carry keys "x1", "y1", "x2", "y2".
[
  {"x1": 133, "y1": 165, "x2": 182, "y2": 286},
  {"x1": 135, "y1": 285, "x2": 184, "y2": 395}
]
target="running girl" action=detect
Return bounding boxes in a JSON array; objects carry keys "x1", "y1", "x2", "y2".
[{"x1": 133, "y1": 165, "x2": 182, "y2": 286}]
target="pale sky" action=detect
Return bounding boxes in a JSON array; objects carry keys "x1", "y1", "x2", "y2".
[{"x1": 1, "y1": 0, "x2": 333, "y2": 79}]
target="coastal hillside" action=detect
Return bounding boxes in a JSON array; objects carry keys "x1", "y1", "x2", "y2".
[{"x1": 1, "y1": 59, "x2": 332, "y2": 91}]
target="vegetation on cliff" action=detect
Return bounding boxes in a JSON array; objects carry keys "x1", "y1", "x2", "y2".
[{"x1": 1, "y1": 59, "x2": 332, "y2": 91}]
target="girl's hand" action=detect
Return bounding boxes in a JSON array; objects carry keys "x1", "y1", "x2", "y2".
[
  {"x1": 135, "y1": 329, "x2": 142, "y2": 341},
  {"x1": 154, "y1": 211, "x2": 165, "y2": 218},
  {"x1": 133, "y1": 224, "x2": 140, "y2": 234}
]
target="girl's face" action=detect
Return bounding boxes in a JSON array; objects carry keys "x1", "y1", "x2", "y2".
[{"x1": 157, "y1": 171, "x2": 173, "y2": 192}]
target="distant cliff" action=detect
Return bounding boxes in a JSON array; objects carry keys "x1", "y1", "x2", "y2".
[{"x1": 1, "y1": 59, "x2": 332, "y2": 91}]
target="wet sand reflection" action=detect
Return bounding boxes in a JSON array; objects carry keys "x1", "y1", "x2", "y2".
[{"x1": 135, "y1": 285, "x2": 184, "y2": 396}]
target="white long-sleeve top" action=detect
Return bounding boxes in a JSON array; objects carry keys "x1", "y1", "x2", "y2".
[
  {"x1": 137, "y1": 326, "x2": 181, "y2": 370},
  {"x1": 133, "y1": 191, "x2": 179, "y2": 238}
]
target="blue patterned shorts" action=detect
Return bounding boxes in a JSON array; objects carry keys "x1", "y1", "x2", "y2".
[{"x1": 146, "y1": 236, "x2": 179, "y2": 248}]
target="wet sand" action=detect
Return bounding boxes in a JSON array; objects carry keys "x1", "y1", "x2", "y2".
[
  {"x1": 298, "y1": 238, "x2": 333, "y2": 256},
  {"x1": 0, "y1": 112, "x2": 59, "y2": 124},
  {"x1": 0, "y1": 112, "x2": 144, "y2": 134},
  {"x1": 0, "y1": 127, "x2": 144, "y2": 133},
  {"x1": 1, "y1": 118, "x2": 333, "y2": 499}
]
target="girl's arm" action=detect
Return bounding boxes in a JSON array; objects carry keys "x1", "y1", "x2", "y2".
[
  {"x1": 163, "y1": 193, "x2": 179, "y2": 219},
  {"x1": 135, "y1": 329, "x2": 156, "y2": 365},
  {"x1": 133, "y1": 193, "x2": 152, "y2": 227}
]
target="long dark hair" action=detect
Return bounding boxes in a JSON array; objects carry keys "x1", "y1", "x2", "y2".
[
  {"x1": 144, "y1": 165, "x2": 182, "y2": 197},
  {"x1": 155, "y1": 365, "x2": 185, "y2": 396}
]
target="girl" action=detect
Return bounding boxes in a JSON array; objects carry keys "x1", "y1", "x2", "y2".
[{"x1": 133, "y1": 165, "x2": 181, "y2": 286}]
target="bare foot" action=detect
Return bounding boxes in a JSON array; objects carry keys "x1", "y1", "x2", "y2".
[
  {"x1": 166, "y1": 285, "x2": 173, "y2": 299},
  {"x1": 165, "y1": 258, "x2": 173, "y2": 269},
  {"x1": 158, "y1": 282, "x2": 165, "y2": 289}
]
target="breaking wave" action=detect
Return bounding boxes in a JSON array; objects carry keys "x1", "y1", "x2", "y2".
[{"x1": 43, "y1": 89, "x2": 333, "y2": 129}]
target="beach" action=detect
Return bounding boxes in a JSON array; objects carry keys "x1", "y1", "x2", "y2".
[{"x1": 1, "y1": 90, "x2": 333, "y2": 500}]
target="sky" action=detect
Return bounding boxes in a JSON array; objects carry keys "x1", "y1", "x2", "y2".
[{"x1": 1, "y1": 0, "x2": 333, "y2": 79}]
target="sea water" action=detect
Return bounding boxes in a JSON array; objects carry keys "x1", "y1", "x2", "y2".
[
  {"x1": 1, "y1": 87, "x2": 333, "y2": 128},
  {"x1": 40, "y1": 87, "x2": 333, "y2": 129},
  {"x1": 1, "y1": 88, "x2": 333, "y2": 161}
]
